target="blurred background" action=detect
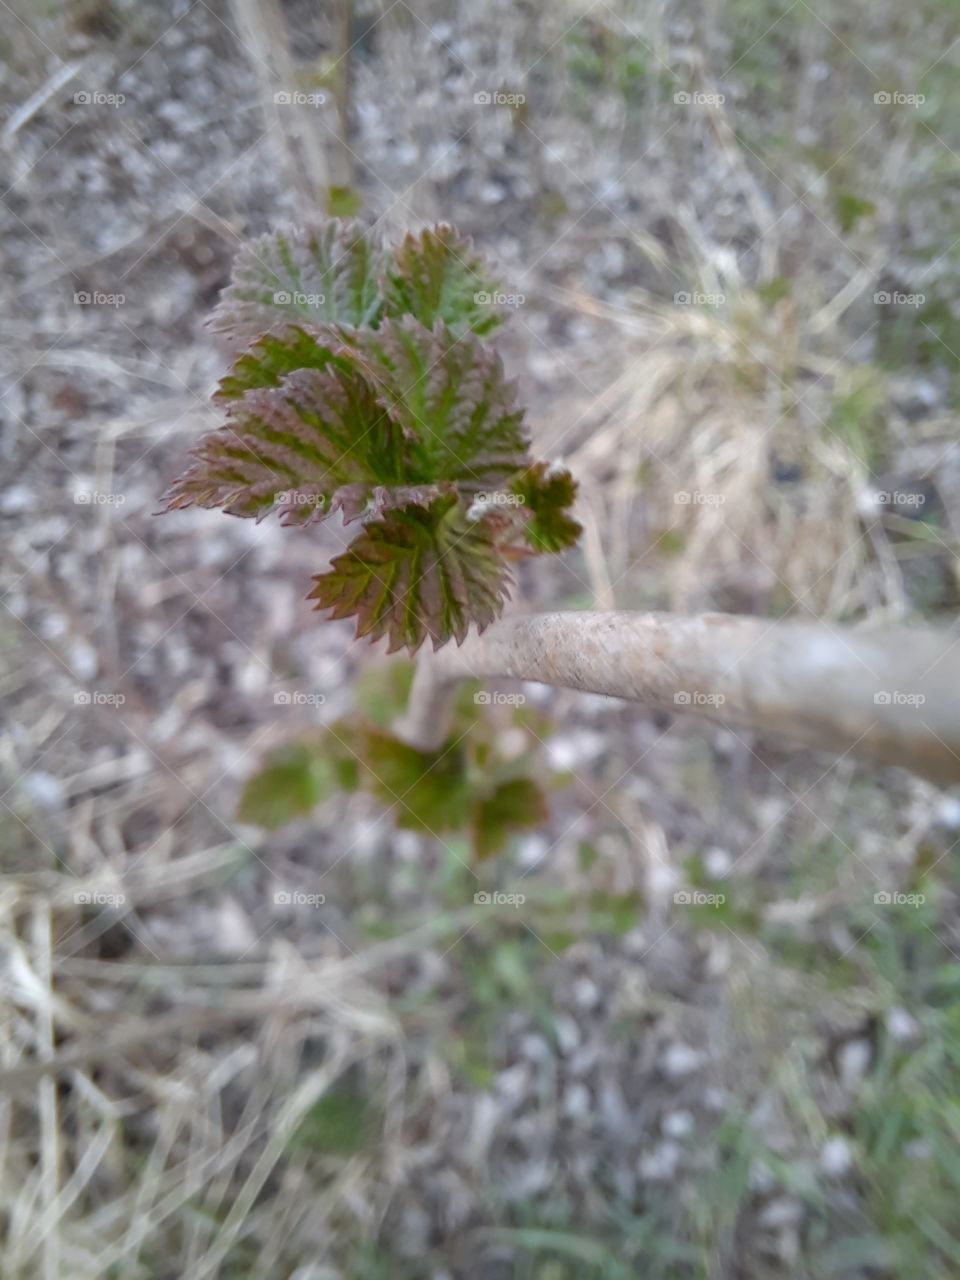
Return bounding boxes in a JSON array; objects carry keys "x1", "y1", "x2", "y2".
[{"x1": 1, "y1": 1, "x2": 960, "y2": 1276}]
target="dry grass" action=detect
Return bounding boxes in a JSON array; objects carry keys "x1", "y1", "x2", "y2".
[{"x1": 0, "y1": 0, "x2": 958, "y2": 1276}]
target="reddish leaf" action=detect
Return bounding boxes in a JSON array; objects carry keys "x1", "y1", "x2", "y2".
[
  {"x1": 307, "y1": 494, "x2": 511, "y2": 652},
  {"x1": 212, "y1": 220, "x2": 383, "y2": 342}
]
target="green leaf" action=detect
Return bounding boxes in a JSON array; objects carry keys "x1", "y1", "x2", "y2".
[
  {"x1": 215, "y1": 324, "x2": 348, "y2": 400},
  {"x1": 325, "y1": 185, "x2": 363, "y2": 218},
  {"x1": 354, "y1": 660, "x2": 415, "y2": 727},
  {"x1": 355, "y1": 318, "x2": 530, "y2": 492},
  {"x1": 354, "y1": 725, "x2": 471, "y2": 832},
  {"x1": 288, "y1": 1088, "x2": 377, "y2": 1156},
  {"x1": 211, "y1": 219, "x2": 383, "y2": 342},
  {"x1": 236, "y1": 743, "x2": 336, "y2": 829},
  {"x1": 165, "y1": 320, "x2": 530, "y2": 533},
  {"x1": 383, "y1": 224, "x2": 505, "y2": 337},
  {"x1": 507, "y1": 461, "x2": 581, "y2": 552},
  {"x1": 470, "y1": 776, "x2": 548, "y2": 860},
  {"x1": 162, "y1": 365, "x2": 410, "y2": 522},
  {"x1": 307, "y1": 493, "x2": 511, "y2": 652}
]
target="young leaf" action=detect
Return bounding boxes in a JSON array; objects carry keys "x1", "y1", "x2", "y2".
[
  {"x1": 215, "y1": 324, "x2": 348, "y2": 400},
  {"x1": 354, "y1": 318, "x2": 530, "y2": 492},
  {"x1": 162, "y1": 366, "x2": 409, "y2": 521},
  {"x1": 354, "y1": 725, "x2": 471, "y2": 832},
  {"x1": 307, "y1": 493, "x2": 511, "y2": 652},
  {"x1": 236, "y1": 743, "x2": 336, "y2": 829},
  {"x1": 211, "y1": 220, "x2": 383, "y2": 342},
  {"x1": 383, "y1": 224, "x2": 505, "y2": 337},
  {"x1": 507, "y1": 461, "x2": 582, "y2": 552},
  {"x1": 162, "y1": 217, "x2": 583, "y2": 657},
  {"x1": 470, "y1": 777, "x2": 549, "y2": 860}
]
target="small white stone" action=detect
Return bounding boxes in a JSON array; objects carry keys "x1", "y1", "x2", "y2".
[
  {"x1": 886, "y1": 1006, "x2": 920, "y2": 1043},
  {"x1": 704, "y1": 846, "x2": 732, "y2": 877},
  {"x1": 639, "y1": 1140, "x2": 681, "y2": 1180},
  {"x1": 758, "y1": 1196, "x2": 805, "y2": 1229},
  {"x1": 819, "y1": 1135, "x2": 853, "y2": 1178},
  {"x1": 662, "y1": 1110, "x2": 696, "y2": 1138},
  {"x1": 571, "y1": 976, "x2": 600, "y2": 1009},
  {"x1": 562, "y1": 1082, "x2": 592, "y2": 1119},
  {"x1": 0, "y1": 484, "x2": 31, "y2": 514},
  {"x1": 495, "y1": 1062, "x2": 530, "y2": 1104},
  {"x1": 838, "y1": 1039, "x2": 872, "y2": 1090},
  {"x1": 553, "y1": 1013, "x2": 580, "y2": 1054},
  {"x1": 68, "y1": 641, "x2": 98, "y2": 680},
  {"x1": 21, "y1": 771, "x2": 65, "y2": 810},
  {"x1": 660, "y1": 1043, "x2": 703, "y2": 1079}
]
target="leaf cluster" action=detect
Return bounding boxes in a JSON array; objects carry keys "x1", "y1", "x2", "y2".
[{"x1": 163, "y1": 221, "x2": 581, "y2": 652}]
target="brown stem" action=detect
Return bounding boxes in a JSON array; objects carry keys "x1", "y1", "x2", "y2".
[{"x1": 393, "y1": 611, "x2": 960, "y2": 785}]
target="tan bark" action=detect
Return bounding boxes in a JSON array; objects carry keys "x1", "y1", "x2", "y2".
[{"x1": 394, "y1": 611, "x2": 960, "y2": 785}]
